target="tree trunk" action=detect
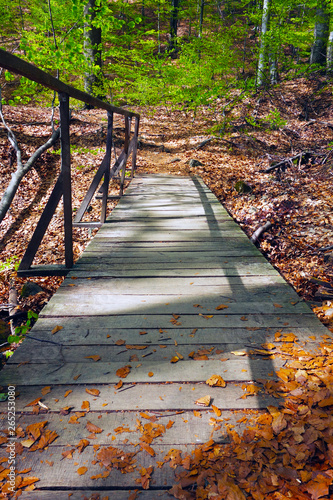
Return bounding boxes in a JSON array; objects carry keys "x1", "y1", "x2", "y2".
[
  {"x1": 169, "y1": 0, "x2": 180, "y2": 52},
  {"x1": 257, "y1": 0, "x2": 270, "y2": 87},
  {"x1": 310, "y1": 0, "x2": 330, "y2": 66},
  {"x1": 327, "y1": 30, "x2": 333, "y2": 71},
  {"x1": 199, "y1": 0, "x2": 205, "y2": 38},
  {"x1": 84, "y1": 0, "x2": 102, "y2": 96}
]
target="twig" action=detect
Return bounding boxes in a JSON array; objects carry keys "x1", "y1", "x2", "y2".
[{"x1": 251, "y1": 221, "x2": 273, "y2": 245}]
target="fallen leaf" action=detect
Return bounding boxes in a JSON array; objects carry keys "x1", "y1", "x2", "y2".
[
  {"x1": 64, "y1": 390, "x2": 72, "y2": 398},
  {"x1": 85, "y1": 388, "x2": 100, "y2": 397},
  {"x1": 195, "y1": 395, "x2": 211, "y2": 407},
  {"x1": 211, "y1": 404, "x2": 221, "y2": 417},
  {"x1": 77, "y1": 466, "x2": 88, "y2": 475},
  {"x1": 115, "y1": 380, "x2": 123, "y2": 390},
  {"x1": 206, "y1": 374, "x2": 226, "y2": 387},
  {"x1": 41, "y1": 386, "x2": 51, "y2": 396},
  {"x1": 215, "y1": 304, "x2": 229, "y2": 310},
  {"x1": 115, "y1": 339, "x2": 126, "y2": 345},
  {"x1": 86, "y1": 421, "x2": 103, "y2": 434},
  {"x1": 85, "y1": 355, "x2": 101, "y2": 362},
  {"x1": 148, "y1": 371, "x2": 154, "y2": 377},
  {"x1": 51, "y1": 325, "x2": 63, "y2": 334},
  {"x1": 116, "y1": 365, "x2": 131, "y2": 378},
  {"x1": 81, "y1": 401, "x2": 90, "y2": 411}
]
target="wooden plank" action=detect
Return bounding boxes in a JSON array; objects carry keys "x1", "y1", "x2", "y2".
[
  {"x1": 0, "y1": 356, "x2": 288, "y2": 386},
  {"x1": 0, "y1": 382, "x2": 278, "y2": 412},
  {"x1": 25, "y1": 323, "x2": 325, "y2": 346},
  {"x1": 40, "y1": 297, "x2": 313, "y2": 319},
  {"x1": 19, "y1": 492, "x2": 171, "y2": 500},
  {"x1": 2, "y1": 410, "x2": 261, "y2": 446},
  {"x1": 39, "y1": 293, "x2": 310, "y2": 315}
]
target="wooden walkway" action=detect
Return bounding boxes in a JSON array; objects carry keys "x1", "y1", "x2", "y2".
[{"x1": 0, "y1": 174, "x2": 329, "y2": 499}]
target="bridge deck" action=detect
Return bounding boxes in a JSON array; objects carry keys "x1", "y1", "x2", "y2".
[{"x1": 0, "y1": 174, "x2": 329, "y2": 498}]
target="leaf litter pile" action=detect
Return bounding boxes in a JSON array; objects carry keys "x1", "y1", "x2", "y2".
[{"x1": 1, "y1": 76, "x2": 333, "y2": 497}]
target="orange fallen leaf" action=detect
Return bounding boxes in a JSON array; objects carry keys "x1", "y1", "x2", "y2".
[
  {"x1": 148, "y1": 371, "x2": 154, "y2": 377},
  {"x1": 116, "y1": 365, "x2": 131, "y2": 378},
  {"x1": 85, "y1": 388, "x2": 100, "y2": 397},
  {"x1": 115, "y1": 339, "x2": 126, "y2": 345},
  {"x1": 140, "y1": 442, "x2": 155, "y2": 456},
  {"x1": 195, "y1": 395, "x2": 211, "y2": 407},
  {"x1": 115, "y1": 380, "x2": 123, "y2": 390},
  {"x1": 211, "y1": 404, "x2": 221, "y2": 417},
  {"x1": 41, "y1": 386, "x2": 51, "y2": 396},
  {"x1": 193, "y1": 410, "x2": 202, "y2": 418},
  {"x1": 206, "y1": 374, "x2": 226, "y2": 387},
  {"x1": 81, "y1": 401, "x2": 90, "y2": 411},
  {"x1": 77, "y1": 466, "x2": 88, "y2": 476},
  {"x1": 64, "y1": 390, "x2": 72, "y2": 398},
  {"x1": 76, "y1": 439, "x2": 90, "y2": 453},
  {"x1": 85, "y1": 355, "x2": 101, "y2": 362},
  {"x1": 51, "y1": 325, "x2": 63, "y2": 334},
  {"x1": 73, "y1": 374, "x2": 81, "y2": 381},
  {"x1": 170, "y1": 356, "x2": 179, "y2": 363},
  {"x1": 215, "y1": 304, "x2": 229, "y2": 310}
]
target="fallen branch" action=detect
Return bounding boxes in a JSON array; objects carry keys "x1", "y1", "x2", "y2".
[
  {"x1": 0, "y1": 86, "x2": 61, "y2": 223},
  {"x1": 264, "y1": 152, "x2": 311, "y2": 173},
  {"x1": 251, "y1": 221, "x2": 272, "y2": 245},
  {"x1": 194, "y1": 137, "x2": 213, "y2": 150}
]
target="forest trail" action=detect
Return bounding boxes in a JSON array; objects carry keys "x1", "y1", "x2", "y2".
[{"x1": 0, "y1": 173, "x2": 330, "y2": 498}]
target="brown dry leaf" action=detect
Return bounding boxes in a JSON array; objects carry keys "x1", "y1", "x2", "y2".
[
  {"x1": 86, "y1": 421, "x2": 103, "y2": 434},
  {"x1": 62, "y1": 448, "x2": 75, "y2": 459},
  {"x1": 166, "y1": 420, "x2": 174, "y2": 429},
  {"x1": 126, "y1": 345, "x2": 147, "y2": 350},
  {"x1": 25, "y1": 397, "x2": 42, "y2": 407},
  {"x1": 140, "y1": 441, "x2": 155, "y2": 456},
  {"x1": 148, "y1": 371, "x2": 154, "y2": 377},
  {"x1": 215, "y1": 304, "x2": 229, "y2": 310},
  {"x1": 76, "y1": 439, "x2": 90, "y2": 453},
  {"x1": 139, "y1": 331, "x2": 148, "y2": 335},
  {"x1": 211, "y1": 404, "x2": 222, "y2": 417},
  {"x1": 81, "y1": 401, "x2": 90, "y2": 411},
  {"x1": 193, "y1": 410, "x2": 202, "y2": 418},
  {"x1": 273, "y1": 303, "x2": 283, "y2": 308},
  {"x1": 206, "y1": 374, "x2": 226, "y2": 387},
  {"x1": 85, "y1": 388, "x2": 100, "y2": 397},
  {"x1": 85, "y1": 355, "x2": 101, "y2": 362},
  {"x1": 115, "y1": 380, "x2": 123, "y2": 390},
  {"x1": 64, "y1": 390, "x2": 72, "y2": 398},
  {"x1": 73, "y1": 374, "x2": 81, "y2": 381},
  {"x1": 231, "y1": 350, "x2": 247, "y2": 356},
  {"x1": 41, "y1": 386, "x2": 51, "y2": 396},
  {"x1": 77, "y1": 466, "x2": 88, "y2": 476},
  {"x1": 175, "y1": 351, "x2": 184, "y2": 360},
  {"x1": 195, "y1": 395, "x2": 211, "y2": 407},
  {"x1": 116, "y1": 365, "x2": 131, "y2": 378},
  {"x1": 51, "y1": 325, "x2": 63, "y2": 334},
  {"x1": 170, "y1": 356, "x2": 180, "y2": 363},
  {"x1": 115, "y1": 339, "x2": 126, "y2": 345}
]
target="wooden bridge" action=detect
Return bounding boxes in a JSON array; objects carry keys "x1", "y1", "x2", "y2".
[{"x1": 0, "y1": 173, "x2": 330, "y2": 499}]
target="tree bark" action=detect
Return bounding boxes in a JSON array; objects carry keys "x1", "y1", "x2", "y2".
[
  {"x1": 169, "y1": 0, "x2": 180, "y2": 52},
  {"x1": 84, "y1": 0, "x2": 102, "y2": 96},
  {"x1": 327, "y1": 30, "x2": 333, "y2": 71},
  {"x1": 257, "y1": 0, "x2": 270, "y2": 87},
  {"x1": 310, "y1": 0, "x2": 330, "y2": 66}
]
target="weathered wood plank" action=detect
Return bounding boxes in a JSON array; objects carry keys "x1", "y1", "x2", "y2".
[
  {"x1": 1, "y1": 410, "x2": 258, "y2": 446},
  {"x1": 24, "y1": 323, "x2": 325, "y2": 346},
  {"x1": 4, "y1": 341, "x2": 285, "y2": 364},
  {"x1": 0, "y1": 356, "x2": 286, "y2": 386},
  {"x1": 0, "y1": 382, "x2": 278, "y2": 413}
]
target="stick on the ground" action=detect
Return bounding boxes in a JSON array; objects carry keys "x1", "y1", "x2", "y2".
[{"x1": 251, "y1": 221, "x2": 272, "y2": 245}]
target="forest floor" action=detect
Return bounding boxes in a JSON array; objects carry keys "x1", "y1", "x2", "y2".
[
  {"x1": 1, "y1": 74, "x2": 333, "y2": 349},
  {"x1": 2, "y1": 77, "x2": 333, "y2": 499}
]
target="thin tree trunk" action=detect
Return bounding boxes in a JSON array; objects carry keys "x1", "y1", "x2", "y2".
[
  {"x1": 199, "y1": 0, "x2": 205, "y2": 38},
  {"x1": 84, "y1": 0, "x2": 102, "y2": 96},
  {"x1": 327, "y1": 30, "x2": 333, "y2": 71},
  {"x1": 257, "y1": 0, "x2": 270, "y2": 87},
  {"x1": 310, "y1": 0, "x2": 330, "y2": 66},
  {"x1": 169, "y1": 0, "x2": 180, "y2": 52}
]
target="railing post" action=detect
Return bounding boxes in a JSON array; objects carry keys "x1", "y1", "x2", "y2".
[
  {"x1": 59, "y1": 92, "x2": 73, "y2": 269},
  {"x1": 100, "y1": 111, "x2": 113, "y2": 223},
  {"x1": 131, "y1": 116, "x2": 140, "y2": 177},
  {"x1": 120, "y1": 116, "x2": 130, "y2": 196}
]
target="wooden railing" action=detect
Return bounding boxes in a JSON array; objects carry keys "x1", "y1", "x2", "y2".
[{"x1": 0, "y1": 49, "x2": 140, "y2": 276}]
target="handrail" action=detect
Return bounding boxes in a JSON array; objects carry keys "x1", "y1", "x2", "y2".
[
  {"x1": 0, "y1": 49, "x2": 139, "y2": 118},
  {"x1": 0, "y1": 49, "x2": 140, "y2": 276}
]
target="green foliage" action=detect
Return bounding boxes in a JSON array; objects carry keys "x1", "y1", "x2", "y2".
[
  {"x1": 8, "y1": 310, "x2": 38, "y2": 345},
  {"x1": 0, "y1": 256, "x2": 20, "y2": 273}
]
